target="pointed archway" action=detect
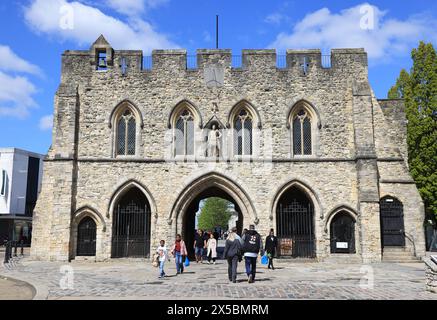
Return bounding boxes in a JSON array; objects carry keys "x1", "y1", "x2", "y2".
[{"x1": 169, "y1": 172, "x2": 257, "y2": 259}]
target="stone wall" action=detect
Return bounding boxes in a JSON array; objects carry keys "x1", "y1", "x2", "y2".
[{"x1": 30, "y1": 36, "x2": 425, "y2": 263}]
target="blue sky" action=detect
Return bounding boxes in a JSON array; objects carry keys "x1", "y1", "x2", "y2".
[{"x1": 0, "y1": 0, "x2": 436, "y2": 154}]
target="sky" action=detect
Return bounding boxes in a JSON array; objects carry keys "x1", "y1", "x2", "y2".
[{"x1": 0, "y1": 0, "x2": 436, "y2": 155}]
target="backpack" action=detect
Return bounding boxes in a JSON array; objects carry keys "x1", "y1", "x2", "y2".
[{"x1": 243, "y1": 231, "x2": 261, "y2": 253}]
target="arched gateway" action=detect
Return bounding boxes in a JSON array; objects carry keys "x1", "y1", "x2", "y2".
[
  {"x1": 111, "y1": 187, "x2": 152, "y2": 258},
  {"x1": 274, "y1": 183, "x2": 317, "y2": 258},
  {"x1": 169, "y1": 172, "x2": 257, "y2": 259}
]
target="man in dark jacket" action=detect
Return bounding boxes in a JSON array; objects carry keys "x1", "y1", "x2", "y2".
[
  {"x1": 241, "y1": 225, "x2": 262, "y2": 283},
  {"x1": 265, "y1": 228, "x2": 278, "y2": 270}
]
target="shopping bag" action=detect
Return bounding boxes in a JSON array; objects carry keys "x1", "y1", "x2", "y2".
[
  {"x1": 184, "y1": 257, "x2": 190, "y2": 267},
  {"x1": 261, "y1": 254, "x2": 268, "y2": 265}
]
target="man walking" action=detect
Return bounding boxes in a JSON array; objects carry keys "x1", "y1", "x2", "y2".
[
  {"x1": 265, "y1": 228, "x2": 278, "y2": 270},
  {"x1": 194, "y1": 229, "x2": 205, "y2": 263},
  {"x1": 242, "y1": 225, "x2": 262, "y2": 283}
]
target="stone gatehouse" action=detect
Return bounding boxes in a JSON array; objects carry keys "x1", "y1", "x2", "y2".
[{"x1": 30, "y1": 35, "x2": 426, "y2": 263}]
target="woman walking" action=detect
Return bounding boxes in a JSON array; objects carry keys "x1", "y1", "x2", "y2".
[
  {"x1": 171, "y1": 234, "x2": 188, "y2": 275},
  {"x1": 265, "y1": 228, "x2": 278, "y2": 270},
  {"x1": 206, "y1": 232, "x2": 217, "y2": 264},
  {"x1": 223, "y1": 227, "x2": 242, "y2": 283}
]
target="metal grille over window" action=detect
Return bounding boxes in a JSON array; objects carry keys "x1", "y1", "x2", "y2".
[
  {"x1": 243, "y1": 117, "x2": 253, "y2": 155},
  {"x1": 303, "y1": 117, "x2": 312, "y2": 155},
  {"x1": 127, "y1": 118, "x2": 136, "y2": 155},
  {"x1": 174, "y1": 109, "x2": 194, "y2": 156},
  {"x1": 117, "y1": 118, "x2": 126, "y2": 155},
  {"x1": 117, "y1": 109, "x2": 136, "y2": 156},
  {"x1": 234, "y1": 109, "x2": 253, "y2": 156},
  {"x1": 292, "y1": 109, "x2": 312, "y2": 155},
  {"x1": 293, "y1": 117, "x2": 301, "y2": 155}
]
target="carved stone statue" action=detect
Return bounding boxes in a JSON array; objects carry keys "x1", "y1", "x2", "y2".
[{"x1": 208, "y1": 124, "x2": 222, "y2": 158}]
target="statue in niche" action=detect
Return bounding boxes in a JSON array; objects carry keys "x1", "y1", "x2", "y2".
[{"x1": 207, "y1": 124, "x2": 222, "y2": 158}]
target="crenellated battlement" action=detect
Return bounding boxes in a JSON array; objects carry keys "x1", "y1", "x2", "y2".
[{"x1": 60, "y1": 35, "x2": 368, "y2": 83}]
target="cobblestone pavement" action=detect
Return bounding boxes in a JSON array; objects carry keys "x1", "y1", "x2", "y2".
[
  {"x1": 1, "y1": 255, "x2": 436, "y2": 300},
  {"x1": 0, "y1": 258, "x2": 437, "y2": 299}
]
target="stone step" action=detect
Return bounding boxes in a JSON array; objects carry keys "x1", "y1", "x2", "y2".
[
  {"x1": 383, "y1": 256, "x2": 420, "y2": 262},
  {"x1": 383, "y1": 252, "x2": 415, "y2": 257},
  {"x1": 383, "y1": 246, "x2": 410, "y2": 252},
  {"x1": 382, "y1": 260, "x2": 421, "y2": 263}
]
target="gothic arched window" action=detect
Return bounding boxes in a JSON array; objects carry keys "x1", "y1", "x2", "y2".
[
  {"x1": 234, "y1": 109, "x2": 253, "y2": 156},
  {"x1": 292, "y1": 109, "x2": 312, "y2": 155},
  {"x1": 175, "y1": 109, "x2": 194, "y2": 156},
  {"x1": 117, "y1": 109, "x2": 136, "y2": 156}
]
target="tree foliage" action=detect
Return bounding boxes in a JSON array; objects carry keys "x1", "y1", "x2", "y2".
[
  {"x1": 197, "y1": 197, "x2": 232, "y2": 231},
  {"x1": 388, "y1": 41, "x2": 437, "y2": 219}
]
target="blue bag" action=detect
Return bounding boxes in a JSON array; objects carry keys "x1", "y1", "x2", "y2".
[
  {"x1": 184, "y1": 257, "x2": 190, "y2": 267},
  {"x1": 261, "y1": 254, "x2": 268, "y2": 265}
]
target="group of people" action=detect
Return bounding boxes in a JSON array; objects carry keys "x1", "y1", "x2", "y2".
[
  {"x1": 194, "y1": 229, "x2": 218, "y2": 264},
  {"x1": 224, "y1": 226, "x2": 278, "y2": 283},
  {"x1": 155, "y1": 226, "x2": 279, "y2": 283}
]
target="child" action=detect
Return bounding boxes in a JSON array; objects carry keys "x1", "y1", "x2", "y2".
[{"x1": 156, "y1": 240, "x2": 169, "y2": 278}]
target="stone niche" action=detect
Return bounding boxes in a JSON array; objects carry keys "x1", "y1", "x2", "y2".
[{"x1": 424, "y1": 256, "x2": 437, "y2": 293}]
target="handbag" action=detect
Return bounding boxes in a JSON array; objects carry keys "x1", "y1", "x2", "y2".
[{"x1": 261, "y1": 254, "x2": 268, "y2": 265}]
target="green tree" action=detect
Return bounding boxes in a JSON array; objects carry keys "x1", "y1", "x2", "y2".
[
  {"x1": 388, "y1": 41, "x2": 437, "y2": 219},
  {"x1": 387, "y1": 69, "x2": 410, "y2": 99},
  {"x1": 197, "y1": 197, "x2": 232, "y2": 231}
]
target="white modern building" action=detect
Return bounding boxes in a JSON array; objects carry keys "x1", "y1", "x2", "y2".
[{"x1": 0, "y1": 148, "x2": 44, "y2": 244}]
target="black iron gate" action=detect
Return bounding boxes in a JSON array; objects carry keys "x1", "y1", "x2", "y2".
[
  {"x1": 380, "y1": 197, "x2": 405, "y2": 247},
  {"x1": 77, "y1": 217, "x2": 96, "y2": 256},
  {"x1": 112, "y1": 194, "x2": 151, "y2": 258},
  {"x1": 277, "y1": 198, "x2": 315, "y2": 258},
  {"x1": 330, "y1": 212, "x2": 356, "y2": 254}
]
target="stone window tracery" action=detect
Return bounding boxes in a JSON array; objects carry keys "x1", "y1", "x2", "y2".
[
  {"x1": 234, "y1": 109, "x2": 253, "y2": 156},
  {"x1": 116, "y1": 109, "x2": 136, "y2": 156},
  {"x1": 292, "y1": 109, "x2": 312, "y2": 155},
  {"x1": 175, "y1": 109, "x2": 194, "y2": 156}
]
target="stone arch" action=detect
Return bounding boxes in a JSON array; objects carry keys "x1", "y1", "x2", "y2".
[
  {"x1": 324, "y1": 205, "x2": 358, "y2": 233},
  {"x1": 271, "y1": 178, "x2": 323, "y2": 220},
  {"x1": 108, "y1": 179, "x2": 157, "y2": 219},
  {"x1": 108, "y1": 99, "x2": 143, "y2": 157},
  {"x1": 272, "y1": 179, "x2": 320, "y2": 258},
  {"x1": 70, "y1": 206, "x2": 106, "y2": 260},
  {"x1": 168, "y1": 172, "x2": 258, "y2": 237},
  {"x1": 286, "y1": 99, "x2": 321, "y2": 129},
  {"x1": 167, "y1": 99, "x2": 203, "y2": 129},
  {"x1": 226, "y1": 99, "x2": 262, "y2": 129},
  {"x1": 286, "y1": 99, "x2": 321, "y2": 157},
  {"x1": 108, "y1": 99, "x2": 144, "y2": 129}
]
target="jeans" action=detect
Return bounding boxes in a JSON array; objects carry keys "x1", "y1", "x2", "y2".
[
  {"x1": 195, "y1": 247, "x2": 203, "y2": 257},
  {"x1": 159, "y1": 260, "x2": 165, "y2": 276},
  {"x1": 245, "y1": 256, "x2": 257, "y2": 280},
  {"x1": 227, "y1": 256, "x2": 239, "y2": 281},
  {"x1": 175, "y1": 252, "x2": 183, "y2": 273}
]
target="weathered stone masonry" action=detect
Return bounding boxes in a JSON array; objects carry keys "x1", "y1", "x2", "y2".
[{"x1": 30, "y1": 35, "x2": 426, "y2": 263}]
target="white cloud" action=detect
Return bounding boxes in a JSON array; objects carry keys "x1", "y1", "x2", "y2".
[
  {"x1": 0, "y1": 71, "x2": 38, "y2": 118},
  {"x1": 106, "y1": 0, "x2": 145, "y2": 16},
  {"x1": 24, "y1": 0, "x2": 178, "y2": 54},
  {"x1": 269, "y1": 3, "x2": 437, "y2": 61},
  {"x1": 264, "y1": 13, "x2": 288, "y2": 25},
  {"x1": 105, "y1": 0, "x2": 169, "y2": 15},
  {"x1": 39, "y1": 115, "x2": 54, "y2": 131},
  {"x1": 0, "y1": 46, "x2": 42, "y2": 76}
]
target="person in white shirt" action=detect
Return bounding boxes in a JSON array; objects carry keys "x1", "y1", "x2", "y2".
[{"x1": 156, "y1": 240, "x2": 169, "y2": 278}]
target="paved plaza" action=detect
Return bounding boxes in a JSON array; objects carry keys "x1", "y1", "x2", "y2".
[{"x1": 1, "y1": 251, "x2": 436, "y2": 300}]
